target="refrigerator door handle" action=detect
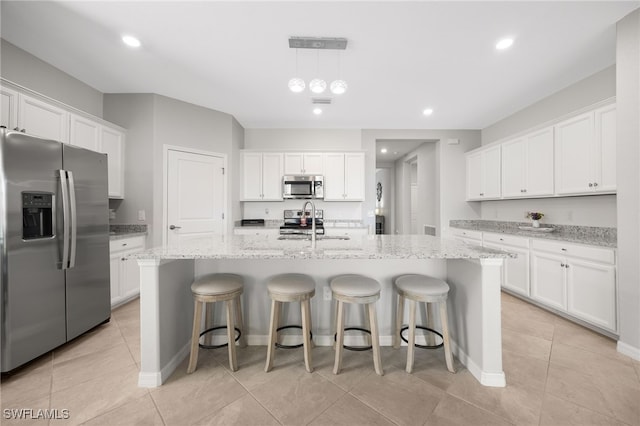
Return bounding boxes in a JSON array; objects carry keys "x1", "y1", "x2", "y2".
[
  {"x1": 58, "y1": 169, "x2": 70, "y2": 269},
  {"x1": 67, "y1": 171, "x2": 77, "y2": 268}
]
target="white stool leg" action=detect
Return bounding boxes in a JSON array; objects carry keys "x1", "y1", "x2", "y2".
[
  {"x1": 363, "y1": 303, "x2": 372, "y2": 348},
  {"x1": 332, "y1": 299, "x2": 339, "y2": 351},
  {"x1": 368, "y1": 302, "x2": 383, "y2": 376},
  {"x1": 187, "y1": 299, "x2": 203, "y2": 374},
  {"x1": 394, "y1": 293, "x2": 404, "y2": 349},
  {"x1": 235, "y1": 295, "x2": 247, "y2": 348},
  {"x1": 425, "y1": 301, "x2": 437, "y2": 346},
  {"x1": 265, "y1": 299, "x2": 280, "y2": 372},
  {"x1": 226, "y1": 299, "x2": 238, "y2": 371},
  {"x1": 333, "y1": 300, "x2": 345, "y2": 374},
  {"x1": 440, "y1": 300, "x2": 455, "y2": 373},
  {"x1": 204, "y1": 302, "x2": 214, "y2": 347},
  {"x1": 301, "y1": 299, "x2": 313, "y2": 373},
  {"x1": 406, "y1": 298, "x2": 416, "y2": 374}
]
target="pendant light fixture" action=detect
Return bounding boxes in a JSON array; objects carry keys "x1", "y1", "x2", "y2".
[{"x1": 287, "y1": 37, "x2": 348, "y2": 96}]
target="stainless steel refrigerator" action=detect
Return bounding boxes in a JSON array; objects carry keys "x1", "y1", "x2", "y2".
[{"x1": 1, "y1": 128, "x2": 110, "y2": 372}]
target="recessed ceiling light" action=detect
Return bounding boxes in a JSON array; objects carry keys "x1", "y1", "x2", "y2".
[
  {"x1": 380, "y1": 148, "x2": 388, "y2": 154},
  {"x1": 313, "y1": 108, "x2": 322, "y2": 115},
  {"x1": 423, "y1": 108, "x2": 434, "y2": 116},
  {"x1": 122, "y1": 35, "x2": 141, "y2": 48},
  {"x1": 393, "y1": 151, "x2": 399, "y2": 155},
  {"x1": 496, "y1": 38, "x2": 514, "y2": 50}
]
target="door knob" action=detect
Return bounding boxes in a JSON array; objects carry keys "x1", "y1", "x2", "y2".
[{"x1": 169, "y1": 225, "x2": 182, "y2": 230}]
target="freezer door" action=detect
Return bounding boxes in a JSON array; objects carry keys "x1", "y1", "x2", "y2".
[
  {"x1": 1, "y1": 131, "x2": 66, "y2": 372},
  {"x1": 62, "y1": 144, "x2": 110, "y2": 340}
]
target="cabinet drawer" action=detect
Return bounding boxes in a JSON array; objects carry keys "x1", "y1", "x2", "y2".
[
  {"x1": 531, "y1": 239, "x2": 614, "y2": 264},
  {"x1": 483, "y1": 232, "x2": 529, "y2": 248},
  {"x1": 110, "y1": 236, "x2": 145, "y2": 253},
  {"x1": 450, "y1": 228, "x2": 482, "y2": 241}
]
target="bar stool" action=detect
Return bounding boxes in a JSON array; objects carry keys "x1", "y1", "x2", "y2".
[
  {"x1": 393, "y1": 274, "x2": 455, "y2": 374},
  {"x1": 265, "y1": 273, "x2": 315, "y2": 373},
  {"x1": 331, "y1": 274, "x2": 383, "y2": 376},
  {"x1": 187, "y1": 273, "x2": 245, "y2": 374}
]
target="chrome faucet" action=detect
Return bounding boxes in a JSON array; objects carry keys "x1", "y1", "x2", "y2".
[{"x1": 302, "y1": 200, "x2": 316, "y2": 248}]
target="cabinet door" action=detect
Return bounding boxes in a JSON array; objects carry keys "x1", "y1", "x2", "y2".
[
  {"x1": 241, "y1": 152, "x2": 263, "y2": 200},
  {"x1": 503, "y1": 245, "x2": 530, "y2": 297},
  {"x1": 110, "y1": 253, "x2": 123, "y2": 307},
  {"x1": 531, "y1": 251, "x2": 566, "y2": 310},
  {"x1": 482, "y1": 145, "x2": 501, "y2": 198},
  {"x1": 594, "y1": 104, "x2": 616, "y2": 193},
  {"x1": 466, "y1": 152, "x2": 483, "y2": 200},
  {"x1": 323, "y1": 153, "x2": 346, "y2": 200},
  {"x1": 69, "y1": 114, "x2": 100, "y2": 151},
  {"x1": 121, "y1": 255, "x2": 142, "y2": 299},
  {"x1": 526, "y1": 128, "x2": 555, "y2": 196},
  {"x1": 1, "y1": 86, "x2": 18, "y2": 130},
  {"x1": 501, "y1": 138, "x2": 526, "y2": 197},
  {"x1": 101, "y1": 127, "x2": 125, "y2": 198},
  {"x1": 566, "y1": 258, "x2": 616, "y2": 331},
  {"x1": 344, "y1": 153, "x2": 365, "y2": 200},
  {"x1": 261, "y1": 153, "x2": 284, "y2": 201},
  {"x1": 302, "y1": 153, "x2": 324, "y2": 175},
  {"x1": 555, "y1": 112, "x2": 594, "y2": 195},
  {"x1": 284, "y1": 153, "x2": 304, "y2": 175},
  {"x1": 18, "y1": 94, "x2": 69, "y2": 142}
]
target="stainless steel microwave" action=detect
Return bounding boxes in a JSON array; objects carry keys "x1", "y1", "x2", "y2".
[{"x1": 283, "y1": 175, "x2": 324, "y2": 199}]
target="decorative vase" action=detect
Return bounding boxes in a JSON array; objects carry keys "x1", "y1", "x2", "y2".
[{"x1": 532, "y1": 220, "x2": 540, "y2": 228}]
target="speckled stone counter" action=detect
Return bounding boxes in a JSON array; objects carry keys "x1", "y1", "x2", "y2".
[
  {"x1": 132, "y1": 234, "x2": 514, "y2": 260},
  {"x1": 450, "y1": 220, "x2": 616, "y2": 248},
  {"x1": 109, "y1": 224, "x2": 148, "y2": 240},
  {"x1": 134, "y1": 234, "x2": 509, "y2": 390}
]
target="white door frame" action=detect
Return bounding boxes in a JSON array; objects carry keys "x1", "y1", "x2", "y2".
[{"x1": 163, "y1": 144, "x2": 228, "y2": 246}]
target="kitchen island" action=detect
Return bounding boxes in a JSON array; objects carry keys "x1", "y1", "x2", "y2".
[{"x1": 133, "y1": 234, "x2": 514, "y2": 388}]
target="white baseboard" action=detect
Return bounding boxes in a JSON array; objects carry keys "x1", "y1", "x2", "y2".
[
  {"x1": 450, "y1": 341, "x2": 506, "y2": 388},
  {"x1": 138, "y1": 342, "x2": 190, "y2": 388},
  {"x1": 617, "y1": 340, "x2": 640, "y2": 361}
]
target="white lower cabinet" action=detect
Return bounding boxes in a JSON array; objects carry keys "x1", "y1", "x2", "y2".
[
  {"x1": 530, "y1": 239, "x2": 616, "y2": 332},
  {"x1": 110, "y1": 236, "x2": 146, "y2": 307},
  {"x1": 483, "y1": 233, "x2": 530, "y2": 297},
  {"x1": 324, "y1": 227, "x2": 369, "y2": 237},
  {"x1": 450, "y1": 228, "x2": 483, "y2": 245},
  {"x1": 233, "y1": 227, "x2": 279, "y2": 237}
]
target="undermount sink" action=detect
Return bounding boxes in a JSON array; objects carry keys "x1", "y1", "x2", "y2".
[{"x1": 278, "y1": 235, "x2": 350, "y2": 241}]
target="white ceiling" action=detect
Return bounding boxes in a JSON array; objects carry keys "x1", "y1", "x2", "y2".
[{"x1": 1, "y1": 1, "x2": 638, "y2": 131}]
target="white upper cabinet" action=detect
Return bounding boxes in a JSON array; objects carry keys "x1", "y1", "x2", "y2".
[
  {"x1": 1, "y1": 86, "x2": 18, "y2": 130},
  {"x1": 323, "y1": 152, "x2": 365, "y2": 201},
  {"x1": 18, "y1": 93, "x2": 69, "y2": 142},
  {"x1": 283, "y1": 152, "x2": 324, "y2": 175},
  {"x1": 466, "y1": 145, "x2": 501, "y2": 200},
  {"x1": 70, "y1": 113, "x2": 100, "y2": 151},
  {"x1": 240, "y1": 152, "x2": 283, "y2": 201},
  {"x1": 555, "y1": 104, "x2": 616, "y2": 195},
  {"x1": 502, "y1": 127, "x2": 554, "y2": 198}
]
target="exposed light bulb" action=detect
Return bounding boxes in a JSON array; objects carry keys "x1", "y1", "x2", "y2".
[
  {"x1": 330, "y1": 80, "x2": 348, "y2": 95},
  {"x1": 122, "y1": 35, "x2": 141, "y2": 48},
  {"x1": 423, "y1": 108, "x2": 434, "y2": 116},
  {"x1": 313, "y1": 108, "x2": 323, "y2": 115},
  {"x1": 288, "y1": 78, "x2": 305, "y2": 93},
  {"x1": 496, "y1": 38, "x2": 514, "y2": 50},
  {"x1": 309, "y1": 79, "x2": 327, "y2": 94}
]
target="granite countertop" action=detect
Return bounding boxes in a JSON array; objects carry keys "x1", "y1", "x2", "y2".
[
  {"x1": 109, "y1": 224, "x2": 148, "y2": 241},
  {"x1": 131, "y1": 234, "x2": 514, "y2": 260},
  {"x1": 450, "y1": 220, "x2": 616, "y2": 248}
]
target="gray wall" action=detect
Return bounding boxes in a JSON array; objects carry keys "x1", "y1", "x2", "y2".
[
  {"x1": 615, "y1": 9, "x2": 640, "y2": 359},
  {"x1": 479, "y1": 66, "x2": 618, "y2": 227},
  {"x1": 362, "y1": 130, "x2": 482, "y2": 235},
  {"x1": 1, "y1": 39, "x2": 103, "y2": 117},
  {"x1": 104, "y1": 94, "x2": 243, "y2": 245}
]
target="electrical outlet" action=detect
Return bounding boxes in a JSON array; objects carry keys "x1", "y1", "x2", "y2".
[
  {"x1": 323, "y1": 286, "x2": 332, "y2": 301},
  {"x1": 138, "y1": 210, "x2": 146, "y2": 221}
]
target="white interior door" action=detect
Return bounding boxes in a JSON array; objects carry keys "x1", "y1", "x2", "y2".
[{"x1": 167, "y1": 149, "x2": 226, "y2": 245}]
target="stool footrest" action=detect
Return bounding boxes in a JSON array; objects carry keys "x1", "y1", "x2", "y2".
[
  {"x1": 199, "y1": 326, "x2": 242, "y2": 349},
  {"x1": 274, "y1": 325, "x2": 313, "y2": 349},
  {"x1": 335, "y1": 327, "x2": 373, "y2": 351},
  {"x1": 400, "y1": 325, "x2": 443, "y2": 349}
]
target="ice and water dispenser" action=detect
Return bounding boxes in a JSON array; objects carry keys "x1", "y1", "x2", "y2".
[{"x1": 22, "y1": 192, "x2": 54, "y2": 240}]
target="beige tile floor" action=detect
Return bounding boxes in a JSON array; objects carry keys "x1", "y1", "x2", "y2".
[{"x1": 2, "y1": 292, "x2": 639, "y2": 426}]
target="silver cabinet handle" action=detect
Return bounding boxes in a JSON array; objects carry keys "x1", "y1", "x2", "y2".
[
  {"x1": 594, "y1": 182, "x2": 598, "y2": 187},
  {"x1": 589, "y1": 183, "x2": 593, "y2": 187},
  {"x1": 169, "y1": 225, "x2": 182, "y2": 230},
  {"x1": 560, "y1": 263, "x2": 565, "y2": 267}
]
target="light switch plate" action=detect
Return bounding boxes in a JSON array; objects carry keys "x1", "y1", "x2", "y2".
[{"x1": 138, "y1": 210, "x2": 146, "y2": 221}]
